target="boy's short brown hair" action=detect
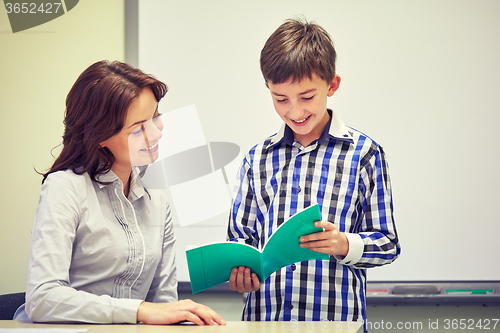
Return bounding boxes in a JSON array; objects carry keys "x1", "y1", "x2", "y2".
[{"x1": 260, "y1": 18, "x2": 337, "y2": 84}]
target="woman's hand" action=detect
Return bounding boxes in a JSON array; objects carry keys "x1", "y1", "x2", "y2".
[
  {"x1": 229, "y1": 266, "x2": 260, "y2": 293},
  {"x1": 299, "y1": 221, "x2": 349, "y2": 257},
  {"x1": 137, "y1": 299, "x2": 226, "y2": 325}
]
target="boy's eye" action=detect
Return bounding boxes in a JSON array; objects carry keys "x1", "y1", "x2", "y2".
[
  {"x1": 303, "y1": 96, "x2": 314, "y2": 101},
  {"x1": 277, "y1": 98, "x2": 287, "y2": 103}
]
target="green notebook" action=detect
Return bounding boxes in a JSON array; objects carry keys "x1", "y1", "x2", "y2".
[{"x1": 186, "y1": 204, "x2": 329, "y2": 294}]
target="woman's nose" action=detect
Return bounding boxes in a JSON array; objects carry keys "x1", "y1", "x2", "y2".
[{"x1": 144, "y1": 118, "x2": 163, "y2": 141}]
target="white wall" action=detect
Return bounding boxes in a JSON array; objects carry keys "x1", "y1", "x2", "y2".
[
  {"x1": 138, "y1": 0, "x2": 500, "y2": 282},
  {"x1": 2, "y1": 0, "x2": 499, "y2": 296},
  {"x1": 0, "y1": 0, "x2": 125, "y2": 294}
]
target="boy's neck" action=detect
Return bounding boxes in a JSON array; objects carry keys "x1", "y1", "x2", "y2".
[{"x1": 293, "y1": 110, "x2": 331, "y2": 147}]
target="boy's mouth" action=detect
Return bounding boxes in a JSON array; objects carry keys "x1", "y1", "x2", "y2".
[{"x1": 292, "y1": 115, "x2": 311, "y2": 125}]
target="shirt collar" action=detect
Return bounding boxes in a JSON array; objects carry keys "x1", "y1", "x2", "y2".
[
  {"x1": 95, "y1": 168, "x2": 149, "y2": 201},
  {"x1": 327, "y1": 110, "x2": 354, "y2": 144},
  {"x1": 265, "y1": 109, "x2": 354, "y2": 149}
]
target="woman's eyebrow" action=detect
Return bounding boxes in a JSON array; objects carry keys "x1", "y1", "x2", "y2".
[{"x1": 127, "y1": 106, "x2": 158, "y2": 128}]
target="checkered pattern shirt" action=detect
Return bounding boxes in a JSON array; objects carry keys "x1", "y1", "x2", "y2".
[{"x1": 227, "y1": 110, "x2": 400, "y2": 325}]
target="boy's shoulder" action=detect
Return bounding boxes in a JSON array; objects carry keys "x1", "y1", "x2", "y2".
[
  {"x1": 244, "y1": 130, "x2": 284, "y2": 159},
  {"x1": 243, "y1": 122, "x2": 382, "y2": 166},
  {"x1": 346, "y1": 126, "x2": 381, "y2": 148}
]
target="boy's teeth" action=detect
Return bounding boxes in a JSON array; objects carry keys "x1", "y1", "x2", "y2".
[{"x1": 296, "y1": 117, "x2": 308, "y2": 123}]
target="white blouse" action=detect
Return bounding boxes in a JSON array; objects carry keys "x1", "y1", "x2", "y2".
[{"x1": 14, "y1": 169, "x2": 177, "y2": 323}]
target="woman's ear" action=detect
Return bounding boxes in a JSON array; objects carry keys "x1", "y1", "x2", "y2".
[{"x1": 99, "y1": 140, "x2": 108, "y2": 148}]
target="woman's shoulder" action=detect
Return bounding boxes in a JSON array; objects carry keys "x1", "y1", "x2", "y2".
[
  {"x1": 43, "y1": 169, "x2": 92, "y2": 191},
  {"x1": 38, "y1": 170, "x2": 93, "y2": 215}
]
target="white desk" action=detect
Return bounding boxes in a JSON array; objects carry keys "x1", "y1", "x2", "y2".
[{"x1": 0, "y1": 320, "x2": 362, "y2": 332}]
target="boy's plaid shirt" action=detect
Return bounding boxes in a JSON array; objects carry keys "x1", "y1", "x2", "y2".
[{"x1": 227, "y1": 111, "x2": 400, "y2": 326}]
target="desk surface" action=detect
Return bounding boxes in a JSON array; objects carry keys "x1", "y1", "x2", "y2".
[{"x1": 0, "y1": 320, "x2": 362, "y2": 332}]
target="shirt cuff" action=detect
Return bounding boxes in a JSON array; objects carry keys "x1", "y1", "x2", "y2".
[
  {"x1": 334, "y1": 233, "x2": 364, "y2": 266},
  {"x1": 111, "y1": 298, "x2": 144, "y2": 324}
]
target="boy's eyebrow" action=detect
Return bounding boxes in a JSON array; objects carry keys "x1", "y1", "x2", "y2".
[
  {"x1": 128, "y1": 105, "x2": 159, "y2": 128},
  {"x1": 299, "y1": 88, "x2": 317, "y2": 95},
  {"x1": 271, "y1": 88, "x2": 317, "y2": 97}
]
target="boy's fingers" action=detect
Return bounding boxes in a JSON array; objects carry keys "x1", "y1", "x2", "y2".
[
  {"x1": 236, "y1": 267, "x2": 244, "y2": 290},
  {"x1": 229, "y1": 266, "x2": 258, "y2": 293},
  {"x1": 315, "y1": 220, "x2": 336, "y2": 231},
  {"x1": 251, "y1": 273, "x2": 260, "y2": 289},
  {"x1": 229, "y1": 267, "x2": 238, "y2": 290},
  {"x1": 301, "y1": 221, "x2": 338, "y2": 243},
  {"x1": 243, "y1": 268, "x2": 251, "y2": 289}
]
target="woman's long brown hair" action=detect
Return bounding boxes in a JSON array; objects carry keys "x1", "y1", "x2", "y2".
[{"x1": 42, "y1": 60, "x2": 167, "y2": 184}]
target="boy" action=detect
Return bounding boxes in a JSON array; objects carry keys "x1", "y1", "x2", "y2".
[{"x1": 227, "y1": 18, "x2": 400, "y2": 327}]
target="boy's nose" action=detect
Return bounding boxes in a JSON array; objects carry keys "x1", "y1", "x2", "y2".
[{"x1": 289, "y1": 102, "x2": 305, "y2": 119}]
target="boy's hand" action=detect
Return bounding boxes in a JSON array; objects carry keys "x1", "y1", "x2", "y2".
[
  {"x1": 229, "y1": 266, "x2": 260, "y2": 293},
  {"x1": 137, "y1": 299, "x2": 226, "y2": 325},
  {"x1": 299, "y1": 221, "x2": 349, "y2": 257}
]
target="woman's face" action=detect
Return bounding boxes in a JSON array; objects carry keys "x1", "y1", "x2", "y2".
[{"x1": 100, "y1": 88, "x2": 163, "y2": 174}]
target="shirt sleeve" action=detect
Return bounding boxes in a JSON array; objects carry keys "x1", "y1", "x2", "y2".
[
  {"x1": 227, "y1": 156, "x2": 260, "y2": 248},
  {"x1": 25, "y1": 172, "x2": 142, "y2": 324},
  {"x1": 338, "y1": 146, "x2": 401, "y2": 268},
  {"x1": 145, "y1": 203, "x2": 178, "y2": 303}
]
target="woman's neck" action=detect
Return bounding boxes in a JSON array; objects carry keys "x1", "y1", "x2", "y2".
[{"x1": 110, "y1": 164, "x2": 132, "y2": 197}]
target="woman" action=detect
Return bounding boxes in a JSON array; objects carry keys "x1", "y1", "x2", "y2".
[{"x1": 14, "y1": 60, "x2": 225, "y2": 326}]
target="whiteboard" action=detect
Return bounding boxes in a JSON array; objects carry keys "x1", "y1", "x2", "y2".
[{"x1": 136, "y1": 0, "x2": 500, "y2": 282}]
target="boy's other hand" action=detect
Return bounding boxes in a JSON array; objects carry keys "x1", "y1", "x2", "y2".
[
  {"x1": 229, "y1": 266, "x2": 260, "y2": 293},
  {"x1": 299, "y1": 221, "x2": 349, "y2": 257},
  {"x1": 137, "y1": 299, "x2": 226, "y2": 326}
]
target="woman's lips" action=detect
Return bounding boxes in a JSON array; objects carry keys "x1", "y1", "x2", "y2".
[{"x1": 141, "y1": 141, "x2": 159, "y2": 153}]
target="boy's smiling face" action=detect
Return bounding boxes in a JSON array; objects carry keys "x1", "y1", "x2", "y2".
[{"x1": 267, "y1": 73, "x2": 340, "y2": 147}]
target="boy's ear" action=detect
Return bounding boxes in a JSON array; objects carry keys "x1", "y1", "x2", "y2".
[{"x1": 327, "y1": 75, "x2": 341, "y2": 97}]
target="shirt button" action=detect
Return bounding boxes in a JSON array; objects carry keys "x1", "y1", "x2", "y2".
[
  {"x1": 296, "y1": 186, "x2": 301, "y2": 193},
  {"x1": 291, "y1": 264, "x2": 296, "y2": 271},
  {"x1": 288, "y1": 304, "x2": 294, "y2": 310}
]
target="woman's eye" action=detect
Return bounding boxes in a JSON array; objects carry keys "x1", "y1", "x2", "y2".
[{"x1": 132, "y1": 125, "x2": 144, "y2": 136}]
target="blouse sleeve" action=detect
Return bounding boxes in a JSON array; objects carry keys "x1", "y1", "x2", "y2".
[{"x1": 24, "y1": 172, "x2": 142, "y2": 323}]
